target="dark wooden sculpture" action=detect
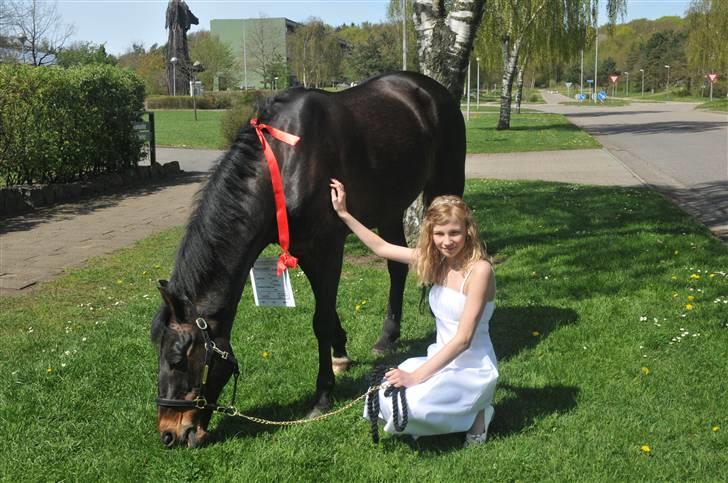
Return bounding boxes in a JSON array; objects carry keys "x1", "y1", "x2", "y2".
[{"x1": 165, "y1": 0, "x2": 199, "y2": 95}]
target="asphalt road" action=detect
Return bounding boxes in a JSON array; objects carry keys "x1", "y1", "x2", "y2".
[{"x1": 536, "y1": 92, "x2": 728, "y2": 238}]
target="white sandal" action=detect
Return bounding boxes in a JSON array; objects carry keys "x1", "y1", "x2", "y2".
[{"x1": 464, "y1": 406, "x2": 494, "y2": 448}]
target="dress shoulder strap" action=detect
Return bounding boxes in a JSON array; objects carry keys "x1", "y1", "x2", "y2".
[{"x1": 460, "y1": 268, "x2": 474, "y2": 294}]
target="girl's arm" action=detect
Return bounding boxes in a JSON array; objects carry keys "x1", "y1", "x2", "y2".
[
  {"x1": 385, "y1": 260, "x2": 494, "y2": 388},
  {"x1": 330, "y1": 178, "x2": 414, "y2": 264}
]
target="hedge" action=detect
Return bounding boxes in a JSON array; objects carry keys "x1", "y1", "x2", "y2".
[
  {"x1": 0, "y1": 64, "x2": 145, "y2": 186},
  {"x1": 145, "y1": 90, "x2": 261, "y2": 110}
]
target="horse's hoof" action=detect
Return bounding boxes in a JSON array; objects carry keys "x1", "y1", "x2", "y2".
[
  {"x1": 306, "y1": 407, "x2": 326, "y2": 419},
  {"x1": 332, "y1": 356, "x2": 352, "y2": 375},
  {"x1": 372, "y1": 337, "x2": 399, "y2": 356}
]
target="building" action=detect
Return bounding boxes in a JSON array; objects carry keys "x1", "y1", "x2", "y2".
[{"x1": 210, "y1": 17, "x2": 299, "y2": 90}]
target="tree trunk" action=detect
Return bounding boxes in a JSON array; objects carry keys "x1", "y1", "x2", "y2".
[
  {"x1": 412, "y1": 0, "x2": 486, "y2": 103},
  {"x1": 497, "y1": 35, "x2": 521, "y2": 130},
  {"x1": 402, "y1": 0, "x2": 486, "y2": 244},
  {"x1": 515, "y1": 53, "x2": 529, "y2": 114}
]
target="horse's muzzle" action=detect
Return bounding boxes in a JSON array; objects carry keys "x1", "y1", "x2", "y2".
[{"x1": 160, "y1": 425, "x2": 209, "y2": 448}]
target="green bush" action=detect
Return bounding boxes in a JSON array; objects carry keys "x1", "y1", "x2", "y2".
[
  {"x1": 220, "y1": 98, "x2": 256, "y2": 147},
  {"x1": 0, "y1": 64, "x2": 145, "y2": 186},
  {"x1": 145, "y1": 91, "x2": 261, "y2": 110}
]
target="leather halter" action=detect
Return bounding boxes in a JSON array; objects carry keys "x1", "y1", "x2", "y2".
[{"x1": 156, "y1": 317, "x2": 240, "y2": 411}]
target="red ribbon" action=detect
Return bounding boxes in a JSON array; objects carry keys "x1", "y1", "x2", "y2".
[{"x1": 250, "y1": 118, "x2": 301, "y2": 276}]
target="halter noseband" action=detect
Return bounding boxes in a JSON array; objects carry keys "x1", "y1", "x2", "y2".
[{"x1": 156, "y1": 317, "x2": 240, "y2": 412}]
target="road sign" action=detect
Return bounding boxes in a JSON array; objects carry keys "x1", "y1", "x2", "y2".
[
  {"x1": 708, "y1": 73, "x2": 718, "y2": 83},
  {"x1": 609, "y1": 75, "x2": 619, "y2": 84},
  {"x1": 597, "y1": 91, "x2": 607, "y2": 102},
  {"x1": 586, "y1": 79, "x2": 594, "y2": 84}
]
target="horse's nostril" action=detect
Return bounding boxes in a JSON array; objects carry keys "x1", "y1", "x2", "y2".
[{"x1": 161, "y1": 431, "x2": 176, "y2": 447}]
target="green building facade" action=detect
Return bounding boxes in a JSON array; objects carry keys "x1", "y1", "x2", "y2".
[{"x1": 210, "y1": 17, "x2": 299, "y2": 90}]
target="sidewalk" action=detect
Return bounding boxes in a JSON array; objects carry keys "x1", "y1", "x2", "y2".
[{"x1": 0, "y1": 147, "x2": 643, "y2": 295}]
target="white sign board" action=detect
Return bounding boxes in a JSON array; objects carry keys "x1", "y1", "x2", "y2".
[{"x1": 249, "y1": 257, "x2": 296, "y2": 307}]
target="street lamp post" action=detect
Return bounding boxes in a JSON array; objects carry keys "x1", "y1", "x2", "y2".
[
  {"x1": 18, "y1": 34, "x2": 27, "y2": 64},
  {"x1": 170, "y1": 57, "x2": 178, "y2": 96},
  {"x1": 639, "y1": 68, "x2": 644, "y2": 97},
  {"x1": 466, "y1": 60, "x2": 471, "y2": 121},
  {"x1": 664, "y1": 65, "x2": 670, "y2": 93},
  {"x1": 191, "y1": 61, "x2": 204, "y2": 121},
  {"x1": 624, "y1": 71, "x2": 629, "y2": 97},
  {"x1": 274, "y1": 76, "x2": 279, "y2": 92},
  {"x1": 476, "y1": 57, "x2": 480, "y2": 111}
]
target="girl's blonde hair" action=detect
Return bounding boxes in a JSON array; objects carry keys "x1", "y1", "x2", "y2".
[{"x1": 412, "y1": 195, "x2": 488, "y2": 286}]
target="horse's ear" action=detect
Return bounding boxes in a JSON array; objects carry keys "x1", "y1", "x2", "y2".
[{"x1": 158, "y1": 280, "x2": 184, "y2": 322}]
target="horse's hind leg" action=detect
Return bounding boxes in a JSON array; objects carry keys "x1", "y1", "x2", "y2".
[{"x1": 372, "y1": 219, "x2": 408, "y2": 355}]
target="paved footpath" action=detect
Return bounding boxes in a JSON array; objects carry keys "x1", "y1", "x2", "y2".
[{"x1": 0, "y1": 146, "x2": 643, "y2": 295}]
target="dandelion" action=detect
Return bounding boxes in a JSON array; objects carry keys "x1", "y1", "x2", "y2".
[
  {"x1": 116, "y1": 279, "x2": 123, "y2": 284},
  {"x1": 673, "y1": 251, "x2": 679, "y2": 256},
  {"x1": 532, "y1": 331, "x2": 540, "y2": 337},
  {"x1": 672, "y1": 293, "x2": 679, "y2": 298},
  {"x1": 690, "y1": 274, "x2": 701, "y2": 280},
  {"x1": 640, "y1": 444, "x2": 651, "y2": 454},
  {"x1": 712, "y1": 425, "x2": 720, "y2": 433},
  {"x1": 709, "y1": 273, "x2": 716, "y2": 278},
  {"x1": 262, "y1": 351, "x2": 270, "y2": 359},
  {"x1": 671, "y1": 275, "x2": 678, "y2": 280},
  {"x1": 685, "y1": 304, "x2": 694, "y2": 311},
  {"x1": 641, "y1": 367, "x2": 650, "y2": 376},
  {"x1": 47, "y1": 367, "x2": 53, "y2": 374},
  {"x1": 355, "y1": 304, "x2": 361, "y2": 312},
  {"x1": 687, "y1": 295, "x2": 695, "y2": 301}
]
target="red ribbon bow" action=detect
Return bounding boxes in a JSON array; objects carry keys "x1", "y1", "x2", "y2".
[{"x1": 250, "y1": 118, "x2": 301, "y2": 276}]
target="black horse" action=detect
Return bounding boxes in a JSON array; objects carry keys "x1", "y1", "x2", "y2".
[{"x1": 151, "y1": 71, "x2": 465, "y2": 447}]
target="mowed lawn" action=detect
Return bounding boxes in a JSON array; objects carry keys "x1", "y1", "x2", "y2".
[
  {"x1": 1, "y1": 179, "x2": 726, "y2": 481},
  {"x1": 153, "y1": 108, "x2": 600, "y2": 154}
]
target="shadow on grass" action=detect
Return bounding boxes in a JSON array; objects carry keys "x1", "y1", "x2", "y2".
[{"x1": 211, "y1": 304, "x2": 577, "y2": 448}]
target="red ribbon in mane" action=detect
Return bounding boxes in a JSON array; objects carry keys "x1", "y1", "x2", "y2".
[{"x1": 250, "y1": 118, "x2": 301, "y2": 276}]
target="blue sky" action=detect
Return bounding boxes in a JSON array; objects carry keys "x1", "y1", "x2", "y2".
[{"x1": 54, "y1": 0, "x2": 692, "y2": 56}]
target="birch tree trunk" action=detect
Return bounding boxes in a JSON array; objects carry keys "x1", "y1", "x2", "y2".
[
  {"x1": 402, "y1": 0, "x2": 486, "y2": 244},
  {"x1": 497, "y1": 35, "x2": 521, "y2": 130},
  {"x1": 515, "y1": 53, "x2": 529, "y2": 114}
]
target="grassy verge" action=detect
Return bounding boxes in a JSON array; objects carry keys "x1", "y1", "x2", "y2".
[
  {"x1": 466, "y1": 112, "x2": 600, "y2": 153},
  {"x1": 152, "y1": 109, "x2": 227, "y2": 149},
  {"x1": 696, "y1": 98, "x2": 728, "y2": 112},
  {"x1": 2, "y1": 179, "x2": 725, "y2": 481},
  {"x1": 560, "y1": 98, "x2": 631, "y2": 107},
  {"x1": 154, "y1": 108, "x2": 598, "y2": 154}
]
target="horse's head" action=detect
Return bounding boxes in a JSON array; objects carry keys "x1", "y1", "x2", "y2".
[{"x1": 152, "y1": 280, "x2": 238, "y2": 448}]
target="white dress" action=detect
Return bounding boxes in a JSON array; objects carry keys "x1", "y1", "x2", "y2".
[{"x1": 365, "y1": 276, "x2": 498, "y2": 437}]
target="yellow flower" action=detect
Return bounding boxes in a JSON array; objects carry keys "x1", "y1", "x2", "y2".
[
  {"x1": 640, "y1": 444, "x2": 651, "y2": 454},
  {"x1": 685, "y1": 304, "x2": 694, "y2": 310},
  {"x1": 687, "y1": 295, "x2": 695, "y2": 301},
  {"x1": 262, "y1": 351, "x2": 269, "y2": 359},
  {"x1": 532, "y1": 331, "x2": 540, "y2": 337},
  {"x1": 672, "y1": 292, "x2": 679, "y2": 298},
  {"x1": 671, "y1": 275, "x2": 678, "y2": 280},
  {"x1": 361, "y1": 300, "x2": 367, "y2": 305},
  {"x1": 690, "y1": 274, "x2": 701, "y2": 280},
  {"x1": 641, "y1": 367, "x2": 650, "y2": 376},
  {"x1": 709, "y1": 273, "x2": 716, "y2": 278},
  {"x1": 355, "y1": 304, "x2": 361, "y2": 312},
  {"x1": 674, "y1": 251, "x2": 679, "y2": 256},
  {"x1": 47, "y1": 367, "x2": 53, "y2": 374},
  {"x1": 116, "y1": 279, "x2": 123, "y2": 285},
  {"x1": 712, "y1": 425, "x2": 720, "y2": 433}
]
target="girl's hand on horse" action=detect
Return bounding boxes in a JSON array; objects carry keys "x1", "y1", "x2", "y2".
[
  {"x1": 330, "y1": 178, "x2": 348, "y2": 215},
  {"x1": 385, "y1": 367, "x2": 420, "y2": 388}
]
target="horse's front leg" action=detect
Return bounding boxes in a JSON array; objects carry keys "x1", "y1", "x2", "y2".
[
  {"x1": 297, "y1": 239, "x2": 349, "y2": 416},
  {"x1": 372, "y1": 219, "x2": 409, "y2": 354}
]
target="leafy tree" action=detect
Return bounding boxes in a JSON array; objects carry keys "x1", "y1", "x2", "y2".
[
  {"x1": 188, "y1": 31, "x2": 240, "y2": 91},
  {"x1": 686, "y1": 0, "x2": 727, "y2": 94},
  {"x1": 4, "y1": 0, "x2": 74, "y2": 65},
  {"x1": 248, "y1": 19, "x2": 288, "y2": 89},
  {"x1": 289, "y1": 19, "x2": 343, "y2": 87},
  {"x1": 343, "y1": 22, "x2": 401, "y2": 80},
  {"x1": 117, "y1": 44, "x2": 166, "y2": 96},
  {"x1": 56, "y1": 42, "x2": 117, "y2": 67}
]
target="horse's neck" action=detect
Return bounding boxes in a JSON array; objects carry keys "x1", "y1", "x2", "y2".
[{"x1": 171, "y1": 166, "x2": 274, "y2": 322}]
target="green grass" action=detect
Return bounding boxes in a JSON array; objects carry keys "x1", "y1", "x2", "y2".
[
  {"x1": 153, "y1": 107, "x2": 596, "y2": 154},
  {"x1": 152, "y1": 109, "x2": 227, "y2": 149},
  {"x1": 466, "y1": 112, "x2": 601, "y2": 153},
  {"x1": 2, "y1": 179, "x2": 726, "y2": 480},
  {"x1": 696, "y1": 98, "x2": 728, "y2": 112}
]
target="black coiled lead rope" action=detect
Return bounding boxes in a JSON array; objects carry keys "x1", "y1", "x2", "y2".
[{"x1": 366, "y1": 365, "x2": 409, "y2": 443}]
